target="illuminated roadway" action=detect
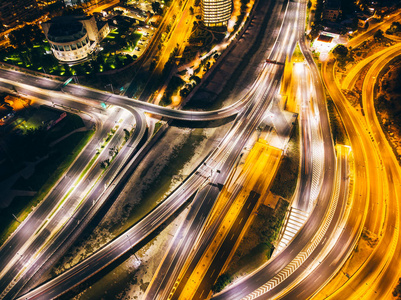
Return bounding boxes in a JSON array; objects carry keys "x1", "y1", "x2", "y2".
[
  {"x1": 0, "y1": 8, "x2": 198, "y2": 292},
  {"x1": 148, "y1": 0, "x2": 306, "y2": 297},
  {"x1": 0, "y1": 68, "x2": 247, "y2": 121},
  {"x1": 262, "y1": 13, "x2": 401, "y2": 299},
  {"x1": 146, "y1": 0, "x2": 342, "y2": 298},
  {"x1": 0, "y1": 18, "x2": 261, "y2": 298},
  {"x1": 12, "y1": 0, "x2": 305, "y2": 297},
  {"x1": 346, "y1": 9, "x2": 401, "y2": 49},
  {"x1": 211, "y1": 0, "x2": 338, "y2": 298},
  {"x1": 292, "y1": 60, "x2": 313, "y2": 212},
  {"x1": 138, "y1": 0, "x2": 194, "y2": 102},
  {"x1": 236, "y1": 8, "x2": 401, "y2": 300},
  {"x1": 317, "y1": 47, "x2": 401, "y2": 299},
  {"x1": 143, "y1": 0, "x2": 288, "y2": 296},
  {"x1": 14, "y1": 6, "x2": 396, "y2": 300},
  {"x1": 356, "y1": 45, "x2": 401, "y2": 300},
  {"x1": 0, "y1": 1, "x2": 378, "y2": 299},
  {"x1": 0, "y1": 85, "x2": 148, "y2": 300},
  {"x1": 145, "y1": 5, "x2": 288, "y2": 292},
  {"x1": 124, "y1": 0, "x2": 188, "y2": 97},
  {"x1": 16, "y1": 0, "x2": 338, "y2": 299},
  {"x1": 15, "y1": 61, "x2": 286, "y2": 300}
]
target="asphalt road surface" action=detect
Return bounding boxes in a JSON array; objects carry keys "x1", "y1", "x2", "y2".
[{"x1": 0, "y1": 99, "x2": 147, "y2": 300}]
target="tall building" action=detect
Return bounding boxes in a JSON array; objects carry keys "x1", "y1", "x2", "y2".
[
  {"x1": 202, "y1": 0, "x2": 232, "y2": 27},
  {"x1": 0, "y1": 0, "x2": 39, "y2": 27},
  {"x1": 323, "y1": 0, "x2": 341, "y2": 22},
  {"x1": 42, "y1": 15, "x2": 109, "y2": 63}
]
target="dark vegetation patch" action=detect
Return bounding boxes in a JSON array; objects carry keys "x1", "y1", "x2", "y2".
[
  {"x1": 0, "y1": 130, "x2": 93, "y2": 245},
  {"x1": 327, "y1": 96, "x2": 348, "y2": 145},
  {"x1": 270, "y1": 121, "x2": 299, "y2": 199},
  {"x1": 225, "y1": 199, "x2": 289, "y2": 278},
  {"x1": 375, "y1": 57, "x2": 401, "y2": 162}
]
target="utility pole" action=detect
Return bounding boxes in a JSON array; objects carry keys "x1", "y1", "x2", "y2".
[{"x1": 12, "y1": 214, "x2": 21, "y2": 223}]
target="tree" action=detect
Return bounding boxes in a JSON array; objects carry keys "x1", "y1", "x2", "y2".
[
  {"x1": 116, "y1": 55, "x2": 124, "y2": 68},
  {"x1": 393, "y1": 278, "x2": 401, "y2": 300},
  {"x1": 332, "y1": 44, "x2": 348, "y2": 59},
  {"x1": 180, "y1": 87, "x2": 190, "y2": 97},
  {"x1": 63, "y1": 7, "x2": 85, "y2": 16},
  {"x1": 123, "y1": 129, "x2": 130, "y2": 141},
  {"x1": 212, "y1": 273, "x2": 232, "y2": 293},
  {"x1": 8, "y1": 25, "x2": 42, "y2": 48},
  {"x1": 374, "y1": 29, "x2": 384, "y2": 41},
  {"x1": 189, "y1": 75, "x2": 201, "y2": 84},
  {"x1": 386, "y1": 21, "x2": 401, "y2": 34},
  {"x1": 100, "y1": 160, "x2": 109, "y2": 169},
  {"x1": 151, "y1": 1, "x2": 161, "y2": 14}
]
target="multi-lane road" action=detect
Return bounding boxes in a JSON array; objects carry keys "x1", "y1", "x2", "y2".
[
  {"x1": 0, "y1": 67, "x2": 246, "y2": 122},
  {"x1": 9, "y1": 0, "x2": 338, "y2": 299},
  {"x1": 318, "y1": 44, "x2": 401, "y2": 300},
  {"x1": 6, "y1": 0, "x2": 302, "y2": 299},
  {"x1": 211, "y1": 0, "x2": 337, "y2": 298},
  {"x1": 0, "y1": 94, "x2": 147, "y2": 300},
  {"x1": 4, "y1": 1, "x2": 401, "y2": 300}
]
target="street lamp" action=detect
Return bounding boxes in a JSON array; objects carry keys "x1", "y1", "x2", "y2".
[{"x1": 105, "y1": 83, "x2": 114, "y2": 93}]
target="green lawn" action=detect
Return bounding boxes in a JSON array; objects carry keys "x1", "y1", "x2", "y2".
[
  {"x1": 0, "y1": 23, "x2": 138, "y2": 76},
  {"x1": 0, "y1": 130, "x2": 94, "y2": 246}
]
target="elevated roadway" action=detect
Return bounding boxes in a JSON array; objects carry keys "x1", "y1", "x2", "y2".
[
  {"x1": 15, "y1": 63, "x2": 285, "y2": 300},
  {"x1": 267, "y1": 17, "x2": 401, "y2": 299},
  {"x1": 212, "y1": 0, "x2": 337, "y2": 298},
  {"x1": 0, "y1": 94, "x2": 147, "y2": 300},
  {"x1": 0, "y1": 68, "x2": 244, "y2": 121},
  {"x1": 0, "y1": 1, "x2": 350, "y2": 299},
  {"x1": 13, "y1": 0, "x2": 299, "y2": 297},
  {"x1": 144, "y1": 0, "x2": 301, "y2": 297}
]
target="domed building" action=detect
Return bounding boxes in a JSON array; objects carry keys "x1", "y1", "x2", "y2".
[{"x1": 42, "y1": 15, "x2": 109, "y2": 63}]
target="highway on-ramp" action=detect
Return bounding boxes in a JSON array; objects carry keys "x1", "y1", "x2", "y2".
[
  {"x1": 0, "y1": 94, "x2": 147, "y2": 300},
  {"x1": 0, "y1": 68, "x2": 245, "y2": 122}
]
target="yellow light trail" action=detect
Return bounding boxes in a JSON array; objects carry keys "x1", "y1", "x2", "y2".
[{"x1": 174, "y1": 140, "x2": 282, "y2": 300}]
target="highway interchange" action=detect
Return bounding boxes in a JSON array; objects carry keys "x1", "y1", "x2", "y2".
[
  {"x1": 15, "y1": 0, "x2": 337, "y2": 298},
  {"x1": 0, "y1": 84, "x2": 149, "y2": 300},
  {"x1": 0, "y1": 0, "x2": 401, "y2": 299}
]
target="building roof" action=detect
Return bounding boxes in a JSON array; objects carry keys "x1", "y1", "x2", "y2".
[
  {"x1": 48, "y1": 14, "x2": 92, "y2": 23},
  {"x1": 47, "y1": 21, "x2": 86, "y2": 43},
  {"x1": 325, "y1": 0, "x2": 341, "y2": 10},
  {"x1": 317, "y1": 34, "x2": 334, "y2": 43}
]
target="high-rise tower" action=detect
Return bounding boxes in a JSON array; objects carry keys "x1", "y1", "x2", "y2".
[{"x1": 201, "y1": 0, "x2": 232, "y2": 27}]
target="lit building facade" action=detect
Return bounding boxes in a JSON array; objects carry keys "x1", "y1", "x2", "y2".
[
  {"x1": 42, "y1": 15, "x2": 109, "y2": 63},
  {"x1": 202, "y1": 0, "x2": 232, "y2": 27}
]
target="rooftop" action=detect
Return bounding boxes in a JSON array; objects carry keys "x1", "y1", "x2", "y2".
[
  {"x1": 47, "y1": 21, "x2": 86, "y2": 43},
  {"x1": 317, "y1": 34, "x2": 334, "y2": 43},
  {"x1": 325, "y1": 0, "x2": 341, "y2": 10}
]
